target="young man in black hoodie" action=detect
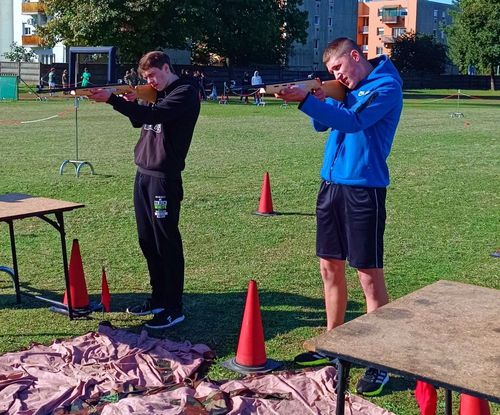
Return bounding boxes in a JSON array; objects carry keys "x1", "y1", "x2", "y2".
[{"x1": 89, "y1": 51, "x2": 200, "y2": 329}]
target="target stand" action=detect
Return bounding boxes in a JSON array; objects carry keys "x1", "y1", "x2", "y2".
[{"x1": 59, "y1": 97, "x2": 94, "y2": 177}]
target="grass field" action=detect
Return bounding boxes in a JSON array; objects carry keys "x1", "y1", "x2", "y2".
[{"x1": 0, "y1": 90, "x2": 499, "y2": 414}]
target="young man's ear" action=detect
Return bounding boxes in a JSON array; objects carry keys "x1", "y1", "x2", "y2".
[
  {"x1": 350, "y1": 49, "x2": 361, "y2": 62},
  {"x1": 162, "y1": 63, "x2": 171, "y2": 73}
]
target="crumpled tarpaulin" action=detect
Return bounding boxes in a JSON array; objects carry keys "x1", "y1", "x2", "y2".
[{"x1": 0, "y1": 324, "x2": 394, "y2": 415}]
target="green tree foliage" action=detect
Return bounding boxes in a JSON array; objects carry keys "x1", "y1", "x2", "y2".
[
  {"x1": 37, "y1": 0, "x2": 191, "y2": 62},
  {"x1": 188, "y1": 0, "x2": 308, "y2": 66},
  {"x1": 390, "y1": 32, "x2": 447, "y2": 74},
  {"x1": 37, "y1": 0, "x2": 308, "y2": 65},
  {"x1": 2, "y1": 42, "x2": 37, "y2": 62},
  {"x1": 445, "y1": 0, "x2": 499, "y2": 90}
]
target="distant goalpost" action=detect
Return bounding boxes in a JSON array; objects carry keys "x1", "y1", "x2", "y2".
[{"x1": 68, "y1": 46, "x2": 117, "y2": 87}]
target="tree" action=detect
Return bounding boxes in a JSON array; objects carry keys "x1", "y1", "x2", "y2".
[
  {"x1": 37, "y1": 0, "x2": 192, "y2": 62},
  {"x1": 188, "y1": 0, "x2": 308, "y2": 66},
  {"x1": 2, "y1": 42, "x2": 37, "y2": 62},
  {"x1": 390, "y1": 32, "x2": 447, "y2": 74},
  {"x1": 37, "y1": 0, "x2": 308, "y2": 66},
  {"x1": 445, "y1": 0, "x2": 499, "y2": 90}
]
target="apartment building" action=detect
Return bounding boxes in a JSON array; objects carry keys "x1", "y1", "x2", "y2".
[
  {"x1": 288, "y1": 0, "x2": 358, "y2": 71},
  {"x1": 0, "y1": 0, "x2": 65, "y2": 63},
  {"x1": 357, "y1": 0, "x2": 453, "y2": 59}
]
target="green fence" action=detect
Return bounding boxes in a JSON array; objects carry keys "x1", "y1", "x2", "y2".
[{"x1": 0, "y1": 75, "x2": 18, "y2": 100}]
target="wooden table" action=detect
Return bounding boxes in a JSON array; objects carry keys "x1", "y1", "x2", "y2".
[
  {"x1": 304, "y1": 280, "x2": 500, "y2": 414},
  {"x1": 0, "y1": 193, "x2": 84, "y2": 319}
]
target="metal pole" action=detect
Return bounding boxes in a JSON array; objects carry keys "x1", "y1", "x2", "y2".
[{"x1": 74, "y1": 97, "x2": 79, "y2": 160}]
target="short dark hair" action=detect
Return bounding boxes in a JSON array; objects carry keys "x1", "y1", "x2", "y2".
[
  {"x1": 138, "y1": 51, "x2": 173, "y2": 75},
  {"x1": 323, "y1": 38, "x2": 363, "y2": 64}
]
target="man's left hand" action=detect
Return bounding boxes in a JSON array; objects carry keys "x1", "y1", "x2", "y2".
[
  {"x1": 88, "y1": 89, "x2": 113, "y2": 102},
  {"x1": 275, "y1": 85, "x2": 308, "y2": 102}
]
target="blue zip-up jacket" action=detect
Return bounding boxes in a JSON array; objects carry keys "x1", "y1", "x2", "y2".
[{"x1": 299, "y1": 55, "x2": 403, "y2": 187}]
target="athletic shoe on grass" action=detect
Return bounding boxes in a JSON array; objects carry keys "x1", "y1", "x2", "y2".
[
  {"x1": 294, "y1": 351, "x2": 338, "y2": 367},
  {"x1": 356, "y1": 367, "x2": 389, "y2": 396},
  {"x1": 126, "y1": 299, "x2": 164, "y2": 316},
  {"x1": 145, "y1": 310, "x2": 185, "y2": 329}
]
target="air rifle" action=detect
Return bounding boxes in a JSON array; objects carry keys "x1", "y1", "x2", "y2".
[
  {"x1": 255, "y1": 79, "x2": 345, "y2": 102},
  {"x1": 70, "y1": 84, "x2": 157, "y2": 104}
]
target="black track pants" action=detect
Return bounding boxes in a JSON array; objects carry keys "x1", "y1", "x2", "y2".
[{"x1": 133, "y1": 172, "x2": 184, "y2": 312}]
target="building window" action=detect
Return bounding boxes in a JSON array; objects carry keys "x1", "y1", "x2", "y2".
[
  {"x1": 377, "y1": 27, "x2": 384, "y2": 36},
  {"x1": 23, "y1": 25, "x2": 32, "y2": 35},
  {"x1": 393, "y1": 27, "x2": 406, "y2": 37},
  {"x1": 442, "y1": 10, "x2": 446, "y2": 18},
  {"x1": 314, "y1": 39, "x2": 319, "y2": 49},
  {"x1": 314, "y1": 15, "x2": 320, "y2": 25},
  {"x1": 433, "y1": 9, "x2": 438, "y2": 17},
  {"x1": 376, "y1": 47, "x2": 383, "y2": 55},
  {"x1": 328, "y1": 17, "x2": 332, "y2": 26}
]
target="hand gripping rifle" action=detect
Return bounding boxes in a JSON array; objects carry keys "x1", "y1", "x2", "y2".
[
  {"x1": 255, "y1": 78, "x2": 345, "y2": 101},
  {"x1": 70, "y1": 84, "x2": 157, "y2": 104}
]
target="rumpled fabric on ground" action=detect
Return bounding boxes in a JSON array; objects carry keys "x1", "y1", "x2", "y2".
[
  {"x1": 0, "y1": 324, "x2": 212, "y2": 414},
  {"x1": 0, "y1": 325, "x2": 394, "y2": 415}
]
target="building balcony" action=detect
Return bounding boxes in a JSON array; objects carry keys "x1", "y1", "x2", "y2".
[
  {"x1": 381, "y1": 15, "x2": 403, "y2": 24},
  {"x1": 362, "y1": 45, "x2": 369, "y2": 53},
  {"x1": 21, "y1": 1, "x2": 46, "y2": 14},
  {"x1": 22, "y1": 35, "x2": 43, "y2": 46},
  {"x1": 360, "y1": 25, "x2": 369, "y2": 34},
  {"x1": 381, "y1": 36, "x2": 395, "y2": 44}
]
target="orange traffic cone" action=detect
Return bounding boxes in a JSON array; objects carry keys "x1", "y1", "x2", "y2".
[
  {"x1": 100, "y1": 266, "x2": 111, "y2": 312},
  {"x1": 459, "y1": 394, "x2": 490, "y2": 415},
  {"x1": 254, "y1": 172, "x2": 277, "y2": 216},
  {"x1": 62, "y1": 239, "x2": 90, "y2": 311},
  {"x1": 221, "y1": 280, "x2": 282, "y2": 374}
]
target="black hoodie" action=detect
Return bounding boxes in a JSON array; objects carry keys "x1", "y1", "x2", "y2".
[{"x1": 107, "y1": 78, "x2": 200, "y2": 178}]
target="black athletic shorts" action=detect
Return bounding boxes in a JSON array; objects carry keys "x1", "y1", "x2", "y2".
[{"x1": 316, "y1": 181, "x2": 386, "y2": 269}]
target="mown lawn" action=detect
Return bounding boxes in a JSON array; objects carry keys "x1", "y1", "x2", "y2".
[{"x1": 0, "y1": 90, "x2": 499, "y2": 414}]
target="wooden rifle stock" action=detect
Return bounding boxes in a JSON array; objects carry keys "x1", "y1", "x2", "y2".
[
  {"x1": 261, "y1": 79, "x2": 345, "y2": 102},
  {"x1": 70, "y1": 84, "x2": 157, "y2": 104}
]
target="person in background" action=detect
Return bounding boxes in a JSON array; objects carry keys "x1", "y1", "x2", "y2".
[
  {"x1": 251, "y1": 70, "x2": 263, "y2": 105},
  {"x1": 123, "y1": 70, "x2": 131, "y2": 85},
  {"x1": 48, "y1": 67, "x2": 56, "y2": 96},
  {"x1": 276, "y1": 37, "x2": 403, "y2": 397},
  {"x1": 61, "y1": 69, "x2": 69, "y2": 94},
  {"x1": 81, "y1": 67, "x2": 91, "y2": 87},
  {"x1": 88, "y1": 51, "x2": 201, "y2": 329},
  {"x1": 129, "y1": 68, "x2": 139, "y2": 86},
  {"x1": 240, "y1": 71, "x2": 250, "y2": 104}
]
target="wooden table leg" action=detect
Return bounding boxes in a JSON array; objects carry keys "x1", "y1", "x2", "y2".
[{"x1": 336, "y1": 360, "x2": 351, "y2": 415}]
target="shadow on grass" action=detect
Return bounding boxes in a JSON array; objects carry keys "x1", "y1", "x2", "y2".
[{"x1": 0, "y1": 285, "x2": 365, "y2": 359}]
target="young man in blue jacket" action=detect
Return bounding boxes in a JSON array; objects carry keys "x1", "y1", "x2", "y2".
[{"x1": 277, "y1": 37, "x2": 403, "y2": 396}]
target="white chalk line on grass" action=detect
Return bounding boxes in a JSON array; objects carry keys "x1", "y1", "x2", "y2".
[{"x1": 20, "y1": 114, "x2": 59, "y2": 124}]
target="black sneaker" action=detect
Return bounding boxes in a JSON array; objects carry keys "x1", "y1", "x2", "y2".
[
  {"x1": 294, "y1": 351, "x2": 338, "y2": 367},
  {"x1": 144, "y1": 310, "x2": 185, "y2": 329},
  {"x1": 356, "y1": 367, "x2": 389, "y2": 396},
  {"x1": 126, "y1": 299, "x2": 164, "y2": 316}
]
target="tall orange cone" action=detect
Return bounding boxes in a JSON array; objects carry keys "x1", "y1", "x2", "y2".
[
  {"x1": 221, "y1": 280, "x2": 282, "y2": 374},
  {"x1": 254, "y1": 172, "x2": 277, "y2": 216},
  {"x1": 459, "y1": 394, "x2": 490, "y2": 415},
  {"x1": 62, "y1": 239, "x2": 90, "y2": 310}
]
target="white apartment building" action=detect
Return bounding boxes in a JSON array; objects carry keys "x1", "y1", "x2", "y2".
[{"x1": 0, "y1": 0, "x2": 66, "y2": 63}]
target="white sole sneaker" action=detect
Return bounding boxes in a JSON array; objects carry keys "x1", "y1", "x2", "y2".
[{"x1": 145, "y1": 314, "x2": 185, "y2": 329}]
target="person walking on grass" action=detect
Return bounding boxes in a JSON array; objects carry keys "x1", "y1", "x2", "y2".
[
  {"x1": 88, "y1": 51, "x2": 200, "y2": 329},
  {"x1": 276, "y1": 37, "x2": 403, "y2": 396}
]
